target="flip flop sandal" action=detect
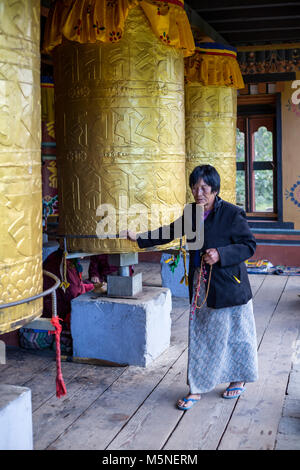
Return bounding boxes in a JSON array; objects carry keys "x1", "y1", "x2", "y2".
[
  {"x1": 222, "y1": 386, "x2": 245, "y2": 399},
  {"x1": 177, "y1": 397, "x2": 200, "y2": 410}
]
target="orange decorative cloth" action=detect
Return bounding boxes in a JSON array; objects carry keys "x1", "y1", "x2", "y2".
[
  {"x1": 43, "y1": 0, "x2": 195, "y2": 57},
  {"x1": 185, "y1": 42, "x2": 245, "y2": 89}
]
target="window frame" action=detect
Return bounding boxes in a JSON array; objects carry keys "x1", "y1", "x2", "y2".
[{"x1": 236, "y1": 93, "x2": 283, "y2": 222}]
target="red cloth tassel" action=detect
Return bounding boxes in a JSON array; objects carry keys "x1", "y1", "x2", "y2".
[{"x1": 50, "y1": 316, "x2": 67, "y2": 398}]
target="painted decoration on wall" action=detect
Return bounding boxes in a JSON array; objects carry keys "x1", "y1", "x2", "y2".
[
  {"x1": 42, "y1": 157, "x2": 58, "y2": 217},
  {"x1": 237, "y1": 48, "x2": 300, "y2": 75},
  {"x1": 285, "y1": 178, "x2": 300, "y2": 209},
  {"x1": 41, "y1": 76, "x2": 58, "y2": 220},
  {"x1": 286, "y1": 99, "x2": 300, "y2": 118}
]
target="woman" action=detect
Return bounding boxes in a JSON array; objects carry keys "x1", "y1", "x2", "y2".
[{"x1": 125, "y1": 164, "x2": 258, "y2": 410}]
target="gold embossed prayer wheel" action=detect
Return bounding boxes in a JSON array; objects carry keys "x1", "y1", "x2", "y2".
[
  {"x1": 0, "y1": 0, "x2": 43, "y2": 333},
  {"x1": 43, "y1": 1, "x2": 195, "y2": 253},
  {"x1": 185, "y1": 42, "x2": 245, "y2": 204}
]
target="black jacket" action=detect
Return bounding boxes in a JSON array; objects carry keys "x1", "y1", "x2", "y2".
[{"x1": 137, "y1": 197, "x2": 256, "y2": 309}]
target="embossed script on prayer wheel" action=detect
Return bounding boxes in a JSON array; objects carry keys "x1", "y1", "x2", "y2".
[
  {"x1": 52, "y1": 6, "x2": 186, "y2": 253},
  {"x1": 185, "y1": 43, "x2": 245, "y2": 204},
  {"x1": 185, "y1": 83, "x2": 237, "y2": 204},
  {"x1": 0, "y1": 0, "x2": 43, "y2": 333}
]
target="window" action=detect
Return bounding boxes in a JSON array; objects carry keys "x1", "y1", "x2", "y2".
[{"x1": 236, "y1": 98, "x2": 277, "y2": 218}]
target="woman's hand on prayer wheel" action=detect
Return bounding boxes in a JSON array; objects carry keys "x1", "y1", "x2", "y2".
[{"x1": 119, "y1": 230, "x2": 137, "y2": 242}]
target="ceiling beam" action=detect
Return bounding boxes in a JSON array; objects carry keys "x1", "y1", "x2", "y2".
[
  {"x1": 221, "y1": 29, "x2": 300, "y2": 43},
  {"x1": 184, "y1": 3, "x2": 229, "y2": 44},
  {"x1": 186, "y1": 0, "x2": 300, "y2": 11},
  {"x1": 218, "y1": 24, "x2": 300, "y2": 34},
  {"x1": 193, "y1": 5, "x2": 300, "y2": 21}
]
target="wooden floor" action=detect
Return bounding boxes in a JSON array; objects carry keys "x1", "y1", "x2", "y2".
[{"x1": 1, "y1": 263, "x2": 300, "y2": 451}]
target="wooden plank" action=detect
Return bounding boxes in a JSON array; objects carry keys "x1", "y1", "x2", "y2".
[
  {"x1": 275, "y1": 432, "x2": 300, "y2": 450},
  {"x1": 163, "y1": 275, "x2": 287, "y2": 450},
  {"x1": 107, "y1": 350, "x2": 190, "y2": 450},
  {"x1": 252, "y1": 275, "x2": 287, "y2": 342},
  {"x1": 43, "y1": 311, "x2": 190, "y2": 450},
  {"x1": 248, "y1": 274, "x2": 266, "y2": 298},
  {"x1": 218, "y1": 276, "x2": 300, "y2": 450},
  {"x1": 0, "y1": 347, "x2": 56, "y2": 386},
  {"x1": 24, "y1": 360, "x2": 93, "y2": 412},
  {"x1": 170, "y1": 297, "x2": 190, "y2": 323},
  {"x1": 33, "y1": 365, "x2": 126, "y2": 450}
]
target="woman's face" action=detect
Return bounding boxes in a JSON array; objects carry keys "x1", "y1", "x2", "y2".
[{"x1": 191, "y1": 178, "x2": 217, "y2": 209}]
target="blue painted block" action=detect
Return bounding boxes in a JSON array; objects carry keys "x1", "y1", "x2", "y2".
[
  {"x1": 71, "y1": 286, "x2": 172, "y2": 367},
  {"x1": 161, "y1": 253, "x2": 189, "y2": 298},
  {"x1": 42, "y1": 241, "x2": 59, "y2": 261}
]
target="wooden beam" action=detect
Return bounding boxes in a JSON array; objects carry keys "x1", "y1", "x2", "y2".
[
  {"x1": 238, "y1": 94, "x2": 277, "y2": 106},
  {"x1": 213, "y1": 18, "x2": 300, "y2": 32},
  {"x1": 190, "y1": 5, "x2": 300, "y2": 24},
  {"x1": 243, "y1": 73, "x2": 296, "y2": 83},
  {"x1": 186, "y1": 1, "x2": 300, "y2": 12},
  {"x1": 219, "y1": 25, "x2": 300, "y2": 34},
  {"x1": 209, "y1": 15, "x2": 300, "y2": 24},
  {"x1": 237, "y1": 43, "x2": 300, "y2": 51},
  {"x1": 184, "y1": 3, "x2": 229, "y2": 45},
  {"x1": 222, "y1": 29, "x2": 300, "y2": 43}
]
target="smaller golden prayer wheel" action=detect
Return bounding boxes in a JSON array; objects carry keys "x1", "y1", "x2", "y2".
[{"x1": 184, "y1": 42, "x2": 245, "y2": 204}]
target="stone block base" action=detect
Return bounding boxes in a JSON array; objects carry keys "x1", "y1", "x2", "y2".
[
  {"x1": 0, "y1": 384, "x2": 33, "y2": 450},
  {"x1": 71, "y1": 286, "x2": 172, "y2": 367}
]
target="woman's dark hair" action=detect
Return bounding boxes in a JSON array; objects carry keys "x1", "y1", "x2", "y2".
[{"x1": 189, "y1": 165, "x2": 221, "y2": 195}]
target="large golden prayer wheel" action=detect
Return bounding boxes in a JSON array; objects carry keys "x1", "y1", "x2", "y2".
[
  {"x1": 43, "y1": 0, "x2": 194, "y2": 253},
  {"x1": 185, "y1": 43, "x2": 245, "y2": 204},
  {"x1": 0, "y1": 0, "x2": 43, "y2": 333}
]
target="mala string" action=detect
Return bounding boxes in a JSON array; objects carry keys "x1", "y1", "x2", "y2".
[{"x1": 190, "y1": 257, "x2": 212, "y2": 318}]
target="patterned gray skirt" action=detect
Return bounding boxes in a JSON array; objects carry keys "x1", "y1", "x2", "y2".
[{"x1": 187, "y1": 268, "x2": 259, "y2": 394}]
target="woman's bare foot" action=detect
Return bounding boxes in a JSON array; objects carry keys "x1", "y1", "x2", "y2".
[
  {"x1": 177, "y1": 393, "x2": 201, "y2": 410},
  {"x1": 222, "y1": 382, "x2": 245, "y2": 398}
]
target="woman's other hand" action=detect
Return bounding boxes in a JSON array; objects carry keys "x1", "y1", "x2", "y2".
[
  {"x1": 91, "y1": 276, "x2": 101, "y2": 284},
  {"x1": 203, "y1": 248, "x2": 220, "y2": 265},
  {"x1": 119, "y1": 230, "x2": 137, "y2": 242}
]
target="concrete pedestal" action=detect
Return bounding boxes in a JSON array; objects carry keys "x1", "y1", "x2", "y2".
[
  {"x1": 161, "y1": 253, "x2": 189, "y2": 298},
  {"x1": 0, "y1": 384, "x2": 33, "y2": 450},
  {"x1": 71, "y1": 286, "x2": 172, "y2": 367}
]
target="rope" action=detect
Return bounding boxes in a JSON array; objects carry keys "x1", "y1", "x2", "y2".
[
  {"x1": 49, "y1": 274, "x2": 67, "y2": 399},
  {"x1": 164, "y1": 253, "x2": 181, "y2": 273},
  {"x1": 179, "y1": 246, "x2": 189, "y2": 286},
  {"x1": 59, "y1": 238, "x2": 70, "y2": 291},
  {"x1": 164, "y1": 240, "x2": 189, "y2": 286},
  {"x1": 190, "y1": 256, "x2": 212, "y2": 318}
]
